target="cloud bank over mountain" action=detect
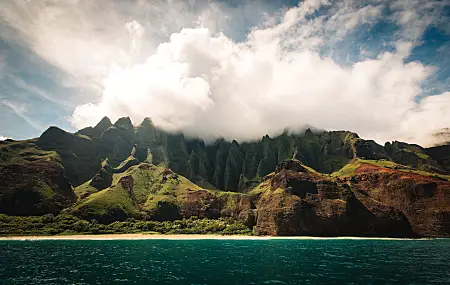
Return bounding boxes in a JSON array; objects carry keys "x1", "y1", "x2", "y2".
[{"x1": 1, "y1": 0, "x2": 449, "y2": 145}]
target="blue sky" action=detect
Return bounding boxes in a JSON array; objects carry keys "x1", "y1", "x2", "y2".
[{"x1": 0, "y1": 0, "x2": 449, "y2": 146}]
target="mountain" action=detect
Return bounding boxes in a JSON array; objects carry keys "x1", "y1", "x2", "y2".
[{"x1": 0, "y1": 116, "x2": 449, "y2": 237}]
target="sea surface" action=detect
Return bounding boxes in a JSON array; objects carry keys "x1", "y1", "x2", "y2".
[{"x1": 0, "y1": 238, "x2": 449, "y2": 284}]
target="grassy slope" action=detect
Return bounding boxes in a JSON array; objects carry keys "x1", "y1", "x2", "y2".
[
  {"x1": 0, "y1": 140, "x2": 60, "y2": 165},
  {"x1": 331, "y1": 158, "x2": 450, "y2": 181},
  {"x1": 71, "y1": 183, "x2": 138, "y2": 219},
  {"x1": 331, "y1": 160, "x2": 362, "y2": 177},
  {"x1": 72, "y1": 163, "x2": 245, "y2": 220},
  {"x1": 74, "y1": 180, "x2": 98, "y2": 197}
]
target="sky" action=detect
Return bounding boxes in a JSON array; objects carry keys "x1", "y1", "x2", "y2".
[{"x1": 0, "y1": 0, "x2": 449, "y2": 146}]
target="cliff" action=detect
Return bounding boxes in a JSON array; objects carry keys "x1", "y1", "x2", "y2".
[{"x1": 0, "y1": 117, "x2": 449, "y2": 237}]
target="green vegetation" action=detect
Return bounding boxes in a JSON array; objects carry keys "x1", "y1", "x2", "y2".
[
  {"x1": 331, "y1": 160, "x2": 361, "y2": 177},
  {"x1": 0, "y1": 140, "x2": 60, "y2": 165},
  {"x1": 360, "y1": 159, "x2": 398, "y2": 168},
  {"x1": 71, "y1": 162, "x2": 247, "y2": 223},
  {"x1": 247, "y1": 180, "x2": 271, "y2": 196},
  {"x1": 70, "y1": 183, "x2": 138, "y2": 222},
  {"x1": 74, "y1": 180, "x2": 98, "y2": 197},
  {"x1": 361, "y1": 159, "x2": 450, "y2": 180},
  {"x1": 256, "y1": 136, "x2": 277, "y2": 177},
  {"x1": 223, "y1": 141, "x2": 244, "y2": 191},
  {"x1": 0, "y1": 214, "x2": 252, "y2": 236},
  {"x1": 186, "y1": 150, "x2": 208, "y2": 183},
  {"x1": 331, "y1": 158, "x2": 450, "y2": 181},
  {"x1": 321, "y1": 156, "x2": 351, "y2": 174},
  {"x1": 403, "y1": 148, "x2": 430, "y2": 160}
]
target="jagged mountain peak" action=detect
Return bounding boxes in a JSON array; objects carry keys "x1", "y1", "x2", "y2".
[
  {"x1": 113, "y1": 117, "x2": 134, "y2": 130},
  {"x1": 139, "y1": 117, "x2": 153, "y2": 128},
  {"x1": 94, "y1": 116, "x2": 113, "y2": 129},
  {"x1": 304, "y1": 128, "x2": 313, "y2": 136}
]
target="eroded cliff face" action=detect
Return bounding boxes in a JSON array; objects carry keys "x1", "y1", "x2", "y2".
[
  {"x1": 350, "y1": 163, "x2": 450, "y2": 237},
  {"x1": 253, "y1": 160, "x2": 416, "y2": 237}
]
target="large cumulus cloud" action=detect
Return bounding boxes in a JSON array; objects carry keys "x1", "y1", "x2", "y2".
[{"x1": 71, "y1": 0, "x2": 450, "y2": 146}]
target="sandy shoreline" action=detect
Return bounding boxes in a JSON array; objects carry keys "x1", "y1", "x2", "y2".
[{"x1": 0, "y1": 234, "x2": 433, "y2": 241}]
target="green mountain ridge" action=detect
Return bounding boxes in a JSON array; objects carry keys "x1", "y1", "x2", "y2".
[
  {"x1": 36, "y1": 116, "x2": 450, "y2": 190},
  {"x1": 1, "y1": 116, "x2": 450, "y2": 237}
]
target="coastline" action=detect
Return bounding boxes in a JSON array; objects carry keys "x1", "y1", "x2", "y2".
[{"x1": 0, "y1": 234, "x2": 433, "y2": 241}]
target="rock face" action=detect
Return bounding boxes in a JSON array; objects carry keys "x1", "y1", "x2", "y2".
[
  {"x1": 351, "y1": 164, "x2": 450, "y2": 237},
  {"x1": 254, "y1": 160, "x2": 416, "y2": 237},
  {"x1": 90, "y1": 164, "x2": 113, "y2": 190}
]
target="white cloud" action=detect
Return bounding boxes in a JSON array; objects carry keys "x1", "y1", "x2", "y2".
[
  {"x1": 390, "y1": 0, "x2": 446, "y2": 42},
  {"x1": 0, "y1": 0, "x2": 270, "y2": 92},
  {"x1": 71, "y1": 0, "x2": 449, "y2": 146},
  {"x1": 1, "y1": 0, "x2": 449, "y2": 146},
  {"x1": 7, "y1": 75, "x2": 73, "y2": 108},
  {"x1": 0, "y1": 136, "x2": 9, "y2": 141},
  {"x1": 0, "y1": 100, "x2": 41, "y2": 130},
  {"x1": 125, "y1": 20, "x2": 144, "y2": 51},
  {"x1": 0, "y1": 0, "x2": 192, "y2": 91}
]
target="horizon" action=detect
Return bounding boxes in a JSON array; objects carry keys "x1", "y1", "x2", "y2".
[{"x1": 0, "y1": 0, "x2": 449, "y2": 146}]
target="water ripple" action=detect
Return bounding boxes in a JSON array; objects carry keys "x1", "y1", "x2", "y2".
[{"x1": 0, "y1": 239, "x2": 449, "y2": 284}]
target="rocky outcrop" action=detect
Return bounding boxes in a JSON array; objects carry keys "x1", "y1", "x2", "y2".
[
  {"x1": 275, "y1": 159, "x2": 308, "y2": 173},
  {"x1": 178, "y1": 189, "x2": 254, "y2": 223},
  {"x1": 351, "y1": 165, "x2": 450, "y2": 237},
  {"x1": 253, "y1": 160, "x2": 420, "y2": 237},
  {"x1": 90, "y1": 146, "x2": 140, "y2": 191},
  {"x1": 89, "y1": 162, "x2": 113, "y2": 190}
]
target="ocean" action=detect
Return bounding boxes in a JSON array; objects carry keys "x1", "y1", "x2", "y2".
[{"x1": 0, "y1": 238, "x2": 449, "y2": 284}]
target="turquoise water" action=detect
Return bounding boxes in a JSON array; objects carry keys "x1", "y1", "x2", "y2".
[{"x1": 1, "y1": 239, "x2": 449, "y2": 284}]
